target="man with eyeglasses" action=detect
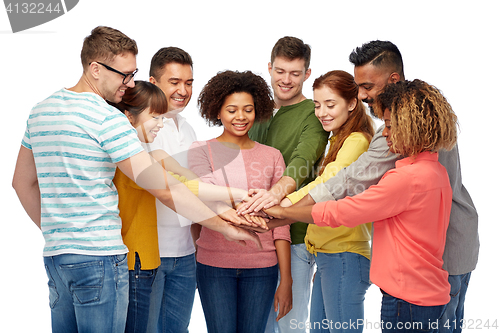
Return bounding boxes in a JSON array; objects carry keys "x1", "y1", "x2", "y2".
[{"x1": 12, "y1": 26, "x2": 262, "y2": 333}]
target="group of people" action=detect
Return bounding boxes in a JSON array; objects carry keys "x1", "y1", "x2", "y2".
[{"x1": 12, "y1": 25, "x2": 479, "y2": 333}]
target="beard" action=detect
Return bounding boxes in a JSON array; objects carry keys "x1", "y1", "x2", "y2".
[{"x1": 362, "y1": 97, "x2": 376, "y2": 117}]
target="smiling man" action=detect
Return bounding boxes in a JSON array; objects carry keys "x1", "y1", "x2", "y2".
[
  {"x1": 294, "y1": 40, "x2": 479, "y2": 333},
  {"x1": 146, "y1": 47, "x2": 199, "y2": 333},
  {"x1": 246, "y1": 36, "x2": 329, "y2": 333},
  {"x1": 12, "y1": 27, "x2": 262, "y2": 333},
  {"x1": 351, "y1": 41, "x2": 404, "y2": 116}
]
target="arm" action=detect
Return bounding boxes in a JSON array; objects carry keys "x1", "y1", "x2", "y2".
[
  {"x1": 116, "y1": 151, "x2": 262, "y2": 248},
  {"x1": 265, "y1": 204, "x2": 315, "y2": 224},
  {"x1": 239, "y1": 112, "x2": 328, "y2": 214},
  {"x1": 152, "y1": 148, "x2": 249, "y2": 203},
  {"x1": 239, "y1": 176, "x2": 296, "y2": 213},
  {"x1": 12, "y1": 145, "x2": 41, "y2": 229},
  {"x1": 287, "y1": 133, "x2": 370, "y2": 204},
  {"x1": 274, "y1": 239, "x2": 292, "y2": 321},
  {"x1": 207, "y1": 201, "x2": 267, "y2": 228},
  {"x1": 312, "y1": 169, "x2": 412, "y2": 228},
  {"x1": 308, "y1": 126, "x2": 398, "y2": 203}
]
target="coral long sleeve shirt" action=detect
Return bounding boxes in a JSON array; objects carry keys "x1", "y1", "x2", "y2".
[{"x1": 311, "y1": 151, "x2": 451, "y2": 306}]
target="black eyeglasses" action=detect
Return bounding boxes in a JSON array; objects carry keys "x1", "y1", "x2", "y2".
[{"x1": 91, "y1": 62, "x2": 138, "y2": 84}]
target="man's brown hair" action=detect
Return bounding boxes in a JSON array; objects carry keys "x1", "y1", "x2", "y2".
[
  {"x1": 81, "y1": 26, "x2": 138, "y2": 68},
  {"x1": 271, "y1": 36, "x2": 311, "y2": 70}
]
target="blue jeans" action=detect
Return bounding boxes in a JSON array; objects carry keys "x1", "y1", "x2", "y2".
[
  {"x1": 381, "y1": 291, "x2": 446, "y2": 333},
  {"x1": 197, "y1": 262, "x2": 279, "y2": 333},
  {"x1": 310, "y1": 252, "x2": 371, "y2": 333},
  {"x1": 146, "y1": 254, "x2": 196, "y2": 333},
  {"x1": 266, "y1": 243, "x2": 315, "y2": 333},
  {"x1": 438, "y1": 272, "x2": 471, "y2": 333},
  {"x1": 43, "y1": 253, "x2": 129, "y2": 333},
  {"x1": 126, "y1": 253, "x2": 158, "y2": 333}
]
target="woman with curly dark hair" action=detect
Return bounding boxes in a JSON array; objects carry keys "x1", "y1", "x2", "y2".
[
  {"x1": 188, "y1": 70, "x2": 292, "y2": 333},
  {"x1": 265, "y1": 79, "x2": 459, "y2": 333}
]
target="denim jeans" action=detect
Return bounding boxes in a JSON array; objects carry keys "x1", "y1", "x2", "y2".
[
  {"x1": 438, "y1": 272, "x2": 471, "y2": 333},
  {"x1": 126, "y1": 253, "x2": 158, "y2": 333},
  {"x1": 310, "y1": 252, "x2": 371, "y2": 333},
  {"x1": 266, "y1": 243, "x2": 315, "y2": 333},
  {"x1": 43, "y1": 253, "x2": 129, "y2": 333},
  {"x1": 197, "y1": 262, "x2": 278, "y2": 333},
  {"x1": 381, "y1": 291, "x2": 446, "y2": 333},
  {"x1": 146, "y1": 254, "x2": 196, "y2": 333}
]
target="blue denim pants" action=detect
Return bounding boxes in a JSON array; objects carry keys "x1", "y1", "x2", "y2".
[
  {"x1": 126, "y1": 252, "x2": 158, "y2": 333},
  {"x1": 438, "y1": 272, "x2": 471, "y2": 333},
  {"x1": 146, "y1": 253, "x2": 197, "y2": 333},
  {"x1": 197, "y1": 262, "x2": 279, "y2": 333},
  {"x1": 381, "y1": 291, "x2": 446, "y2": 333},
  {"x1": 266, "y1": 243, "x2": 316, "y2": 333},
  {"x1": 43, "y1": 253, "x2": 129, "y2": 333},
  {"x1": 310, "y1": 252, "x2": 371, "y2": 333}
]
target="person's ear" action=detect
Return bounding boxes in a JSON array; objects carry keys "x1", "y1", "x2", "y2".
[
  {"x1": 268, "y1": 62, "x2": 273, "y2": 75},
  {"x1": 348, "y1": 98, "x2": 357, "y2": 112},
  {"x1": 88, "y1": 62, "x2": 100, "y2": 80},
  {"x1": 149, "y1": 76, "x2": 156, "y2": 84},
  {"x1": 124, "y1": 110, "x2": 135, "y2": 125},
  {"x1": 304, "y1": 68, "x2": 312, "y2": 81},
  {"x1": 389, "y1": 72, "x2": 400, "y2": 84}
]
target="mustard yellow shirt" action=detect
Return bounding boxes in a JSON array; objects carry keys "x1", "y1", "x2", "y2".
[
  {"x1": 287, "y1": 132, "x2": 372, "y2": 259},
  {"x1": 114, "y1": 169, "x2": 199, "y2": 270}
]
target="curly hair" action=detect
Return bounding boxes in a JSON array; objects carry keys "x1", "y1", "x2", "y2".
[
  {"x1": 313, "y1": 70, "x2": 374, "y2": 175},
  {"x1": 374, "y1": 79, "x2": 458, "y2": 156},
  {"x1": 198, "y1": 70, "x2": 275, "y2": 126}
]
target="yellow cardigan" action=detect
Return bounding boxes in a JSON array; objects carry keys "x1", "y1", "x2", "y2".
[
  {"x1": 287, "y1": 132, "x2": 372, "y2": 259},
  {"x1": 114, "y1": 169, "x2": 199, "y2": 270}
]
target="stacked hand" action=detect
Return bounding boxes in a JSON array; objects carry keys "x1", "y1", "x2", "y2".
[{"x1": 237, "y1": 189, "x2": 281, "y2": 215}]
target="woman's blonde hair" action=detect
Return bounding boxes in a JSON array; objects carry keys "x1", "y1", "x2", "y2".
[{"x1": 374, "y1": 79, "x2": 458, "y2": 156}]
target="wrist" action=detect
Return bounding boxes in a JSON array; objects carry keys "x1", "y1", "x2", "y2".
[{"x1": 279, "y1": 275, "x2": 293, "y2": 286}]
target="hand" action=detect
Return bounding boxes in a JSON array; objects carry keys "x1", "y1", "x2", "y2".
[
  {"x1": 233, "y1": 202, "x2": 268, "y2": 229},
  {"x1": 219, "y1": 207, "x2": 267, "y2": 229},
  {"x1": 237, "y1": 222, "x2": 271, "y2": 234},
  {"x1": 263, "y1": 205, "x2": 286, "y2": 220},
  {"x1": 242, "y1": 214, "x2": 269, "y2": 229},
  {"x1": 221, "y1": 224, "x2": 263, "y2": 250},
  {"x1": 237, "y1": 189, "x2": 280, "y2": 215},
  {"x1": 280, "y1": 197, "x2": 293, "y2": 207},
  {"x1": 274, "y1": 280, "x2": 293, "y2": 321}
]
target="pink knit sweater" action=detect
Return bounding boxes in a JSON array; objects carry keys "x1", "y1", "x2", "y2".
[{"x1": 188, "y1": 139, "x2": 290, "y2": 268}]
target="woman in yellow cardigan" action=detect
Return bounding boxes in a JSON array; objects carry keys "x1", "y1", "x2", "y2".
[
  {"x1": 282, "y1": 71, "x2": 374, "y2": 333},
  {"x1": 111, "y1": 81, "x2": 260, "y2": 333}
]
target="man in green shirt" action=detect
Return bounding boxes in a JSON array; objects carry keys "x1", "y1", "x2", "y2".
[{"x1": 240, "y1": 36, "x2": 328, "y2": 333}]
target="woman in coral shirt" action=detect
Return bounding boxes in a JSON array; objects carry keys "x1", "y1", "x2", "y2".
[{"x1": 264, "y1": 79, "x2": 458, "y2": 333}]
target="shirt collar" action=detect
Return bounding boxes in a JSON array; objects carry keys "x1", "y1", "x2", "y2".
[{"x1": 396, "y1": 151, "x2": 439, "y2": 168}]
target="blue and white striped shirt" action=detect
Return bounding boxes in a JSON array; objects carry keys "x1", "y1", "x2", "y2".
[{"x1": 22, "y1": 89, "x2": 143, "y2": 256}]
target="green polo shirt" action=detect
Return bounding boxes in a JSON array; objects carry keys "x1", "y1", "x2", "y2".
[{"x1": 250, "y1": 99, "x2": 328, "y2": 244}]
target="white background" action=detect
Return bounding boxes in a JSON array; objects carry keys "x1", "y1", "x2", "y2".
[{"x1": 1, "y1": 1, "x2": 498, "y2": 332}]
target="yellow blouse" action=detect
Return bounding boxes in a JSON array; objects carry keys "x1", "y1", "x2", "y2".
[
  {"x1": 287, "y1": 132, "x2": 372, "y2": 259},
  {"x1": 114, "y1": 169, "x2": 199, "y2": 270}
]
